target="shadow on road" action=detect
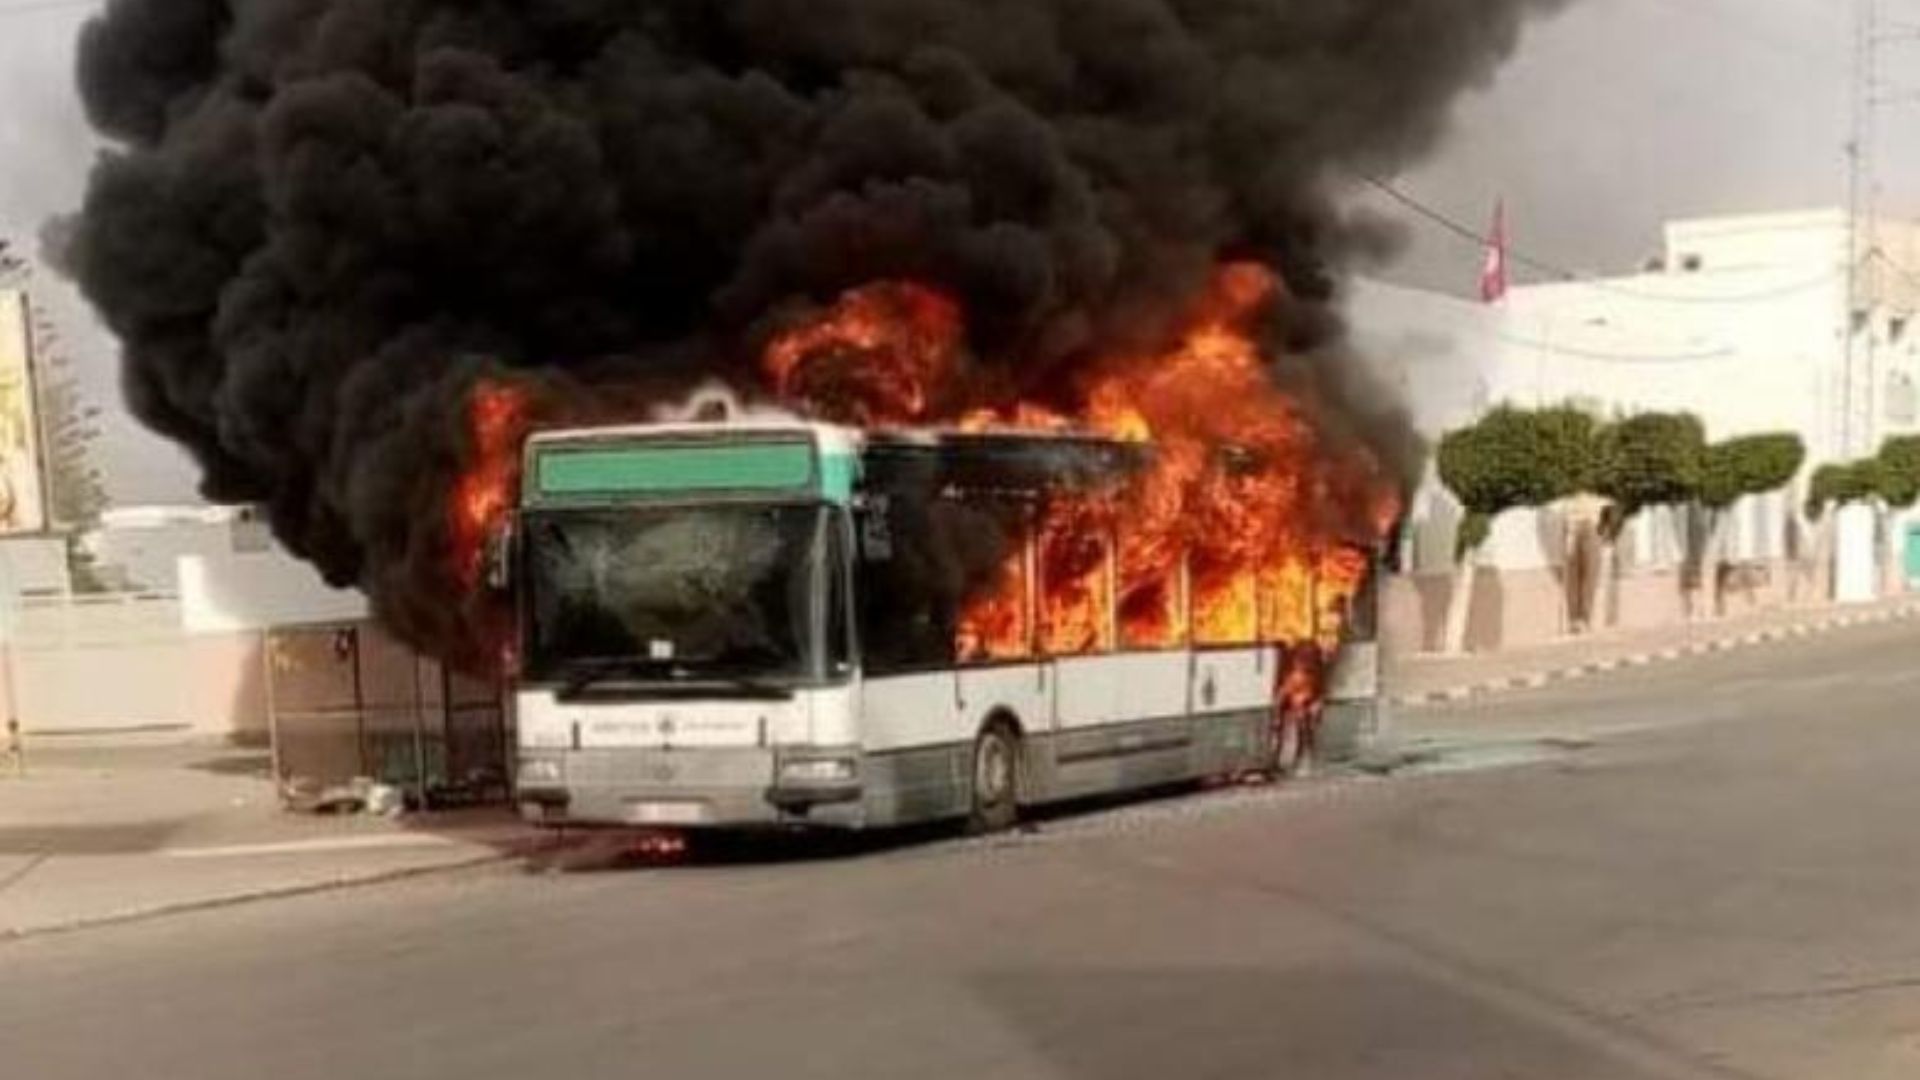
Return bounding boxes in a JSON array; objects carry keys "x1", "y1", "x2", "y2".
[
  {"x1": 510, "y1": 819, "x2": 975, "y2": 874},
  {"x1": 0, "y1": 822, "x2": 185, "y2": 856},
  {"x1": 502, "y1": 777, "x2": 1275, "y2": 874}
]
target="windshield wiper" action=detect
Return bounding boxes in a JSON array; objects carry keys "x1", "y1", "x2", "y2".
[
  {"x1": 693, "y1": 673, "x2": 794, "y2": 700},
  {"x1": 555, "y1": 658, "x2": 795, "y2": 701},
  {"x1": 559, "y1": 658, "x2": 685, "y2": 697}
]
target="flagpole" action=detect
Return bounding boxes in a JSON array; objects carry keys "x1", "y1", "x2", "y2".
[{"x1": 1480, "y1": 199, "x2": 1509, "y2": 306}]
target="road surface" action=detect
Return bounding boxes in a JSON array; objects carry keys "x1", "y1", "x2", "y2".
[{"x1": 5, "y1": 620, "x2": 1920, "y2": 1080}]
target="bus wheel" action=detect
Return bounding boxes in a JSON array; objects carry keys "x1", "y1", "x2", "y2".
[
  {"x1": 968, "y1": 723, "x2": 1022, "y2": 834},
  {"x1": 1272, "y1": 713, "x2": 1312, "y2": 780}
]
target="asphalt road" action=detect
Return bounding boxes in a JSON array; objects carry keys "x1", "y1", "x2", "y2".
[{"x1": 5, "y1": 621, "x2": 1920, "y2": 1080}]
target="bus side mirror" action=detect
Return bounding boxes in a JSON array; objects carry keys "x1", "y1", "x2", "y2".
[{"x1": 483, "y1": 522, "x2": 515, "y2": 593}]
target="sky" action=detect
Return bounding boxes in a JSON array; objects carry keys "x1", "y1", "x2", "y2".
[{"x1": 0, "y1": 0, "x2": 1914, "y2": 507}]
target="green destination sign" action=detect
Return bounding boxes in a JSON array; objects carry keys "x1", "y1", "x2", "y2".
[{"x1": 531, "y1": 441, "x2": 817, "y2": 502}]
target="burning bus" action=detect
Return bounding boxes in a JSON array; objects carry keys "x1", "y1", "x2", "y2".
[
  {"x1": 61, "y1": 0, "x2": 1563, "y2": 835},
  {"x1": 502, "y1": 418, "x2": 1384, "y2": 832}
]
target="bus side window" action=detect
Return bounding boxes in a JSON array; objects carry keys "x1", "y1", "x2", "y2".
[
  {"x1": 1116, "y1": 525, "x2": 1188, "y2": 651},
  {"x1": 1038, "y1": 521, "x2": 1114, "y2": 657},
  {"x1": 949, "y1": 496, "x2": 1035, "y2": 664},
  {"x1": 856, "y1": 497, "x2": 958, "y2": 674}
]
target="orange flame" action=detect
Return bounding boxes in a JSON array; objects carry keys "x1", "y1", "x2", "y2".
[
  {"x1": 763, "y1": 281, "x2": 964, "y2": 426},
  {"x1": 1280, "y1": 644, "x2": 1330, "y2": 720},
  {"x1": 441, "y1": 262, "x2": 1399, "y2": 705},
  {"x1": 449, "y1": 380, "x2": 532, "y2": 590},
  {"x1": 768, "y1": 262, "x2": 1403, "y2": 689}
]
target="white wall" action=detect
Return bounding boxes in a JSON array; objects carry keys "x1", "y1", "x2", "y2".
[
  {"x1": 1835, "y1": 504, "x2": 1879, "y2": 604},
  {"x1": 180, "y1": 549, "x2": 369, "y2": 633},
  {"x1": 1353, "y1": 209, "x2": 1920, "y2": 587},
  {"x1": 0, "y1": 528, "x2": 377, "y2": 736},
  {"x1": 0, "y1": 536, "x2": 70, "y2": 599},
  {"x1": 1498, "y1": 268, "x2": 1843, "y2": 456}
]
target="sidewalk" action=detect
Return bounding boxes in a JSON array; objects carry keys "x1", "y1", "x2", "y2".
[
  {"x1": 1384, "y1": 595, "x2": 1920, "y2": 708},
  {"x1": 0, "y1": 735, "x2": 543, "y2": 940}
]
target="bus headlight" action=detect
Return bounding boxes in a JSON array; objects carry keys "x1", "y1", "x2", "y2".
[
  {"x1": 519, "y1": 757, "x2": 564, "y2": 785},
  {"x1": 779, "y1": 757, "x2": 857, "y2": 784}
]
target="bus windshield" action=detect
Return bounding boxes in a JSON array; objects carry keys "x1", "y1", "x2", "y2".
[{"x1": 522, "y1": 504, "x2": 839, "y2": 687}]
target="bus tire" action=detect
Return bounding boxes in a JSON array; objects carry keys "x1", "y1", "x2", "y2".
[{"x1": 968, "y1": 722, "x2": 1022, "y2": 834}]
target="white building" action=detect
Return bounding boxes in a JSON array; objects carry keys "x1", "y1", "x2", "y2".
[
  {"x1": 1349, "y1": 208, "x2": 1920, "y2": 652},
  {"x1": 80, "y1": 504, "x2": 268, "y2": 593}
]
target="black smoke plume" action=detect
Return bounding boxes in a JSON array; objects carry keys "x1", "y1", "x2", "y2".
[{"x1": 70, "y1": 0, "x2": 1568, "y2": 667}]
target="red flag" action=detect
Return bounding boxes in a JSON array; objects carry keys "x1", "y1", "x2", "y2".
[{"x1": 1480, "y1": 200, "x2": 1509, "y2": 304}]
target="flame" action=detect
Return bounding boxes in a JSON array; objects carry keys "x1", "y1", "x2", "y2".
[
  {"x1": 766, "y1": 261, "x2": 1403, "y2": 701},
  {"x1": 1037, "y1": 494, "x2": 1119, "y2": 657},
  {"x1": 449, "y1": 380, "x2": 532, "y2": 590},
  {"x1": 967, "y1": 264, "x2": 1395, "y2": 658},
  {"x1": 445, "y1": 262, "x2": 1398, "y2": 707},
  {"x1": 440, "y1": 261, "x2": 1397, "y2": 702},
  {"x1": 763, "y1": 281, "x2": 964, "y2": 426},
  {"x1": 955, "y1": 546, "x2": 1032, "y2": 663},
  {"x1": 1279, "y1": 644, "x2": 1329, "y2": 719}
]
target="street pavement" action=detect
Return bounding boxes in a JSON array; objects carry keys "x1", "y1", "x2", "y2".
[
  {"x1": 0, "y1": 739, "x2": 535, "y2": 937},
  {"x1": 4, "y1": 620, "x2": 1920, "y2": 1080},
  {"x1": 1384, "y1": 594, "x2": 1920, "y2": 705}
]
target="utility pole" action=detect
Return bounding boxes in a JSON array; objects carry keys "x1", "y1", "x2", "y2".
[
  {"x1": 1845, "y1": 0, "x2": 1920, "y2": 601},
  {"x1": 1847, "y1": 0, "x2": 1920, "y2": 457},
  {"x1": 1844, "y1": 0, "x2": 1878, "y2": 461}
]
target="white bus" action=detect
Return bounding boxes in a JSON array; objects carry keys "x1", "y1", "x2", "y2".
[{"x1": 504, "y1": 421, "x2": 1373, "y2": 832}]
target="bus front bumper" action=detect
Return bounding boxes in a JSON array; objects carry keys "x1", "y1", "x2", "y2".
[{"x1": 515, "y1": 747, "x2": 866, "y2": 829}]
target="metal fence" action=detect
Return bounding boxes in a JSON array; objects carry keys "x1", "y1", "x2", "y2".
[
  {"x1": 265, "y1": 624, "x2": 509, "y2": 809},
  {"x1": 0, "y1": 592, "x2": 512, "y2": 809}
]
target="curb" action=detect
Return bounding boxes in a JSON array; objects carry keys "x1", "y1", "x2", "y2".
[
  {"x1": 1388, "y1": 603, "x2": 1920, "y2": 709},
  {"x1": 0, "y1": 847, "x2": 525, "y2": 946}
]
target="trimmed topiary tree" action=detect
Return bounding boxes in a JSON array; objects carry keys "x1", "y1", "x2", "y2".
[
  {"x1": 1435, "y1": 405, "x2": 1596, "y2": 653},
  {"x1": 1590, "y1": 412, "x2": 1706, "y2": 624},
  {"x1": 1529, "y1": 404, "x2": 1603, "y2": 503},
  {"x1": 1699, "y1": 434, "x2": 1808, "y2": 513},
  {"x1": 1806, "y1": 460, "x2": 1880, "y2": 518},
  {"x1": 1869, "y1": 437, "x2": 1920, "y2": 597},
  {"x1": 1803, "y1": 450, "x2": 1920, "y2": 602},
  {"x1": 1594, "y1": 412, "x2": 1706, "y2": 523},
  {"x1": 1876, "y1": 435, "x2": 1920, "y2": 510},
  {"x1": 1696, "y1": 433, "x2": 1806, "y2": 614}
]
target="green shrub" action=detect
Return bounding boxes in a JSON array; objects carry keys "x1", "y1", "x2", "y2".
[
  {"x1": 1698, "y1": 433, "x2": 1806, "y2": 511},
  {"x1": 1807, "y1": 460, "x2": 1880, "y2": 517},
  {"x1": 1593, "y1": 412, "x2": 1706, "y2": 536},
  {"x1": 1437, "y1": 405, "x2": 1598, "y2": 560},
  {"x1": 1876, "y1": 435, "x2": 1920, "y2": 509},
  {"x1": 1528, "y1": 405, "x2": 1603, "y2": 498}
]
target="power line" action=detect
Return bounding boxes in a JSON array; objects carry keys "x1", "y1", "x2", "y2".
[
  {"x1": 1359, "y1": 173, "x2": 1570, "y2": 282},
  {"x1": 1357, "y1": 174, "x2": 1841, "y2": 306},
  {"x1": 1495, "y1": 335, "x2": 1737, "y2": 364}
]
